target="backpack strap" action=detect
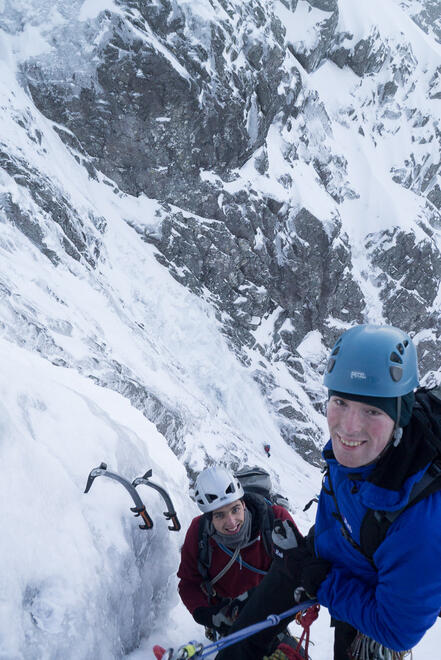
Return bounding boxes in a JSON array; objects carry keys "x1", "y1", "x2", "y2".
[
  {"x1": 214, "y1": 541, "x2": 268, "y2": 575},
  {"x1": 325, "y1": 468, "x2": 377, "y2": 568},
  {"x1": 360, "y1": 460, "x2": 441, "y2": 562},
  {"x1": 260, "y1": 498, "x2": 275, "y2": 557},
  {"x1": 197, "y1": 515, "x2": 216, "y2": 600}
]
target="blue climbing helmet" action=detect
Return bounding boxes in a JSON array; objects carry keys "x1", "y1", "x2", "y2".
[{"x1": 324, "y1": 324, "x2": 419, "y2": 397}]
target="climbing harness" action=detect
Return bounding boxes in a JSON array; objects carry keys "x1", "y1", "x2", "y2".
[{"x1": 349, "y1": 632, "x2": 413, "y2": 659}]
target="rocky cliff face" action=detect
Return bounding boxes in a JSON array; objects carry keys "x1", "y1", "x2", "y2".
[{"x1": 1, "y1": 0, "x2": 441, "y2": 466}]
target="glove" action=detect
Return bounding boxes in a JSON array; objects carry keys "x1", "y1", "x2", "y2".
[
  {"x1": 298, "y1": 555, "x2": 331, "y2": 599},
  {"x1": 227, "y1": 589, "x2": 255, "y2": 620},
  {"x1": 297, "y1": 525, "x2": 331, "y2": 599},
  {"x1": 271, "y1": 519, "x2": 309, "y2": 579},
  {"x1": 192, "y1": 598, "x2": 231, "y2": 632},
  {"x1": 211, "y1": 602, "x2": 235, "y2": 635},
  {"x1": 212, "y1": 590, "x2": 255, "y2": 634},
  {"x1": 272, "y1": 522, "x2": 331, "y2": 599},
  {"x1": 193, "y1": 591, "x2": 254, "y2": 635}
]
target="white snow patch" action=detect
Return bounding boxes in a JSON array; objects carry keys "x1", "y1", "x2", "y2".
[{"x1": 274, "y1": 0, "x2": 332, "y2": 52}]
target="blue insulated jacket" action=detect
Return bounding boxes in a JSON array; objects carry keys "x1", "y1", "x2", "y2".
[{"x1": 315, "y1": 440, "x2": 441, "y2": 651}]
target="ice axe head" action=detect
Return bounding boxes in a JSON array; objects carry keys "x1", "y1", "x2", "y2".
[{"x1": 84, "y1": 462, "x2": 108, "y2": 493}]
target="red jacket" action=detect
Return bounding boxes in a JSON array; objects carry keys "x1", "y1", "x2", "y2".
[{"x1": 177, "y1": 498, "x2": 295, "y2": 614}]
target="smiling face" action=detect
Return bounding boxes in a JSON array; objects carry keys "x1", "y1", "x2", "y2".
[
  {"x1": 211, "y1": 499, "x2": 245, "y2": 535},
  {"x1": 327, "y1": 395, "x2": 395, "y2": 468}
]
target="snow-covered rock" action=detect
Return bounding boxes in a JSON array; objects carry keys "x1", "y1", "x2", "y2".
[{"x1": 1, "y1": 0, "x2": 441, "y2": 656}]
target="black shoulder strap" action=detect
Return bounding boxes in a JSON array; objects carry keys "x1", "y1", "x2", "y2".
[
  {"x1": 360, "y1": 460, "x2": 441, "y2": 562},
  {"x1": 260, "y1": 500, "x2": 275, "y2": 556},
  {"x1": 325, "y1": 468, "x2": 377, "y2": 567},
  {"x1": 244, "y1": 491, "x2": 275, "y2": 557},
  {"x1": 197, "y1": 515, "x2": 215, "y2": 598}
]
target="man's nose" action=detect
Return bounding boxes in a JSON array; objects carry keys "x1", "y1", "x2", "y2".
[{"x1": 342, "y1": 408, "x2": 362, "y2": 433}]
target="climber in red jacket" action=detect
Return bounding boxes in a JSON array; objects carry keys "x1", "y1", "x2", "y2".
[{"x1": 177, "y1": 466, "x2": 296, "y2": 639}]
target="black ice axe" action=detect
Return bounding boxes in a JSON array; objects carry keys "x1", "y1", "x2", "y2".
[
  {"x1": 132, "y1": 469, "x2": 181, "y2": 531},
  {"x1": 84, "y1": 462, "x2": 154, "y2": 530}
]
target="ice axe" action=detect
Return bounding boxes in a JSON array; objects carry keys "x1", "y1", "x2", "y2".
[
  {"x1": 84, "y1": 462, "x2": 154, "y2": 530},
  {"x1": 132, "y1": 469, "x2": 181, "y2": 531}
]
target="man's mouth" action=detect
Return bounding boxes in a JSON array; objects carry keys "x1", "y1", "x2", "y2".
[
  {"x1": 337, "y1": 433, "x2": 364, "y2": 448},
  {"x1": 224, "y1": 522, "x2": 241, "y2": 534}
]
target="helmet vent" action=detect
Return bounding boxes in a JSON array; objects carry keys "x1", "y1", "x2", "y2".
[
  {"x1": 326, "y1": 358, "x2": 336, "y2": 373},
  {"x1": 390, "y1": 365, "x2": 403, "y2": 382},
  {"x1": 390, "y1": 351, "x2": 403, "y2": 364},
  {"x1": 206, "y1": 493, "x2": 218, "y2": 503},
  {"x1": 225, "y1": 483, "x2": 234, "y2": 494}
]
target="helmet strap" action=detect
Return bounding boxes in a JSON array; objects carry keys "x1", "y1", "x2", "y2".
[{"x1": 392, "y1": 396, "x2": 403, "y2": 446}]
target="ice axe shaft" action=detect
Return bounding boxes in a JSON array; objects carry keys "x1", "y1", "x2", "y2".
[
  {"x1": 133, "y1": 469, "x2": 181, "y2": 531},
  {"x1": 84, "y1": 462, "x2": 154, "y2": 530}
]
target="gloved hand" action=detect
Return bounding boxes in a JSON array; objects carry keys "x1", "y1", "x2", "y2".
[
  {"x1": 211, "y1": 601, "x2": 235, "y2": 635},
  {"x1": 193, "y1": 591, "x2": 254, "y2": 635},
  {"x1": 272, "y1": 522, "x2": 331, "y2": 599},
  {"x1": 212, "y1": 590, "x2": 256, "y2": 634},
  {"x1": 227, "y1": 589, "x2": 255, "y2": 620},
  {"x1": 296, "y1": 525, "x2": 331, "y2": 599},
  {"x1": 271, "y1": 519, "x2": 309, "y2": 579},
  {"x1": 298, "y1": 555, "x2": 331, "y2": 600},
  {"x1": 192, "y1": 598, "x2": 231, "y2": 632}
]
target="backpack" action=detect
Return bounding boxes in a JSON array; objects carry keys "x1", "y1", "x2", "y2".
[
  {"x1": 233, "y1": 466, "x2": 290, "y2": 510},
  {"x1": 326, "y1": 387, "x2": 441, "y2": 572},
  {"x1": 197, "y1": 466, "x2": 289, "y2": 598}
]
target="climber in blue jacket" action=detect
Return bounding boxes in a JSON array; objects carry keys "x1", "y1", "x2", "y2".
[
  {"x1": 216, "y1": 324, "x2": 441, "y2": 660},
  {"x1": 314, "y1": 323, "x2": 441, "y2": 658}
]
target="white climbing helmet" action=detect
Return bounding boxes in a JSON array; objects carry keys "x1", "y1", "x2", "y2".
[{"x1": 193, "y1": 466, "x2": 244, "y2": 513}]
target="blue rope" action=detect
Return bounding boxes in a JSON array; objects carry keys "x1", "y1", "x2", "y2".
[
  {"x1": 215, "y1": 542, "x2": 268, "y2": 575},
  {"x1": 197, "y1": 599, "x2": 317, "y2": 658}
]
